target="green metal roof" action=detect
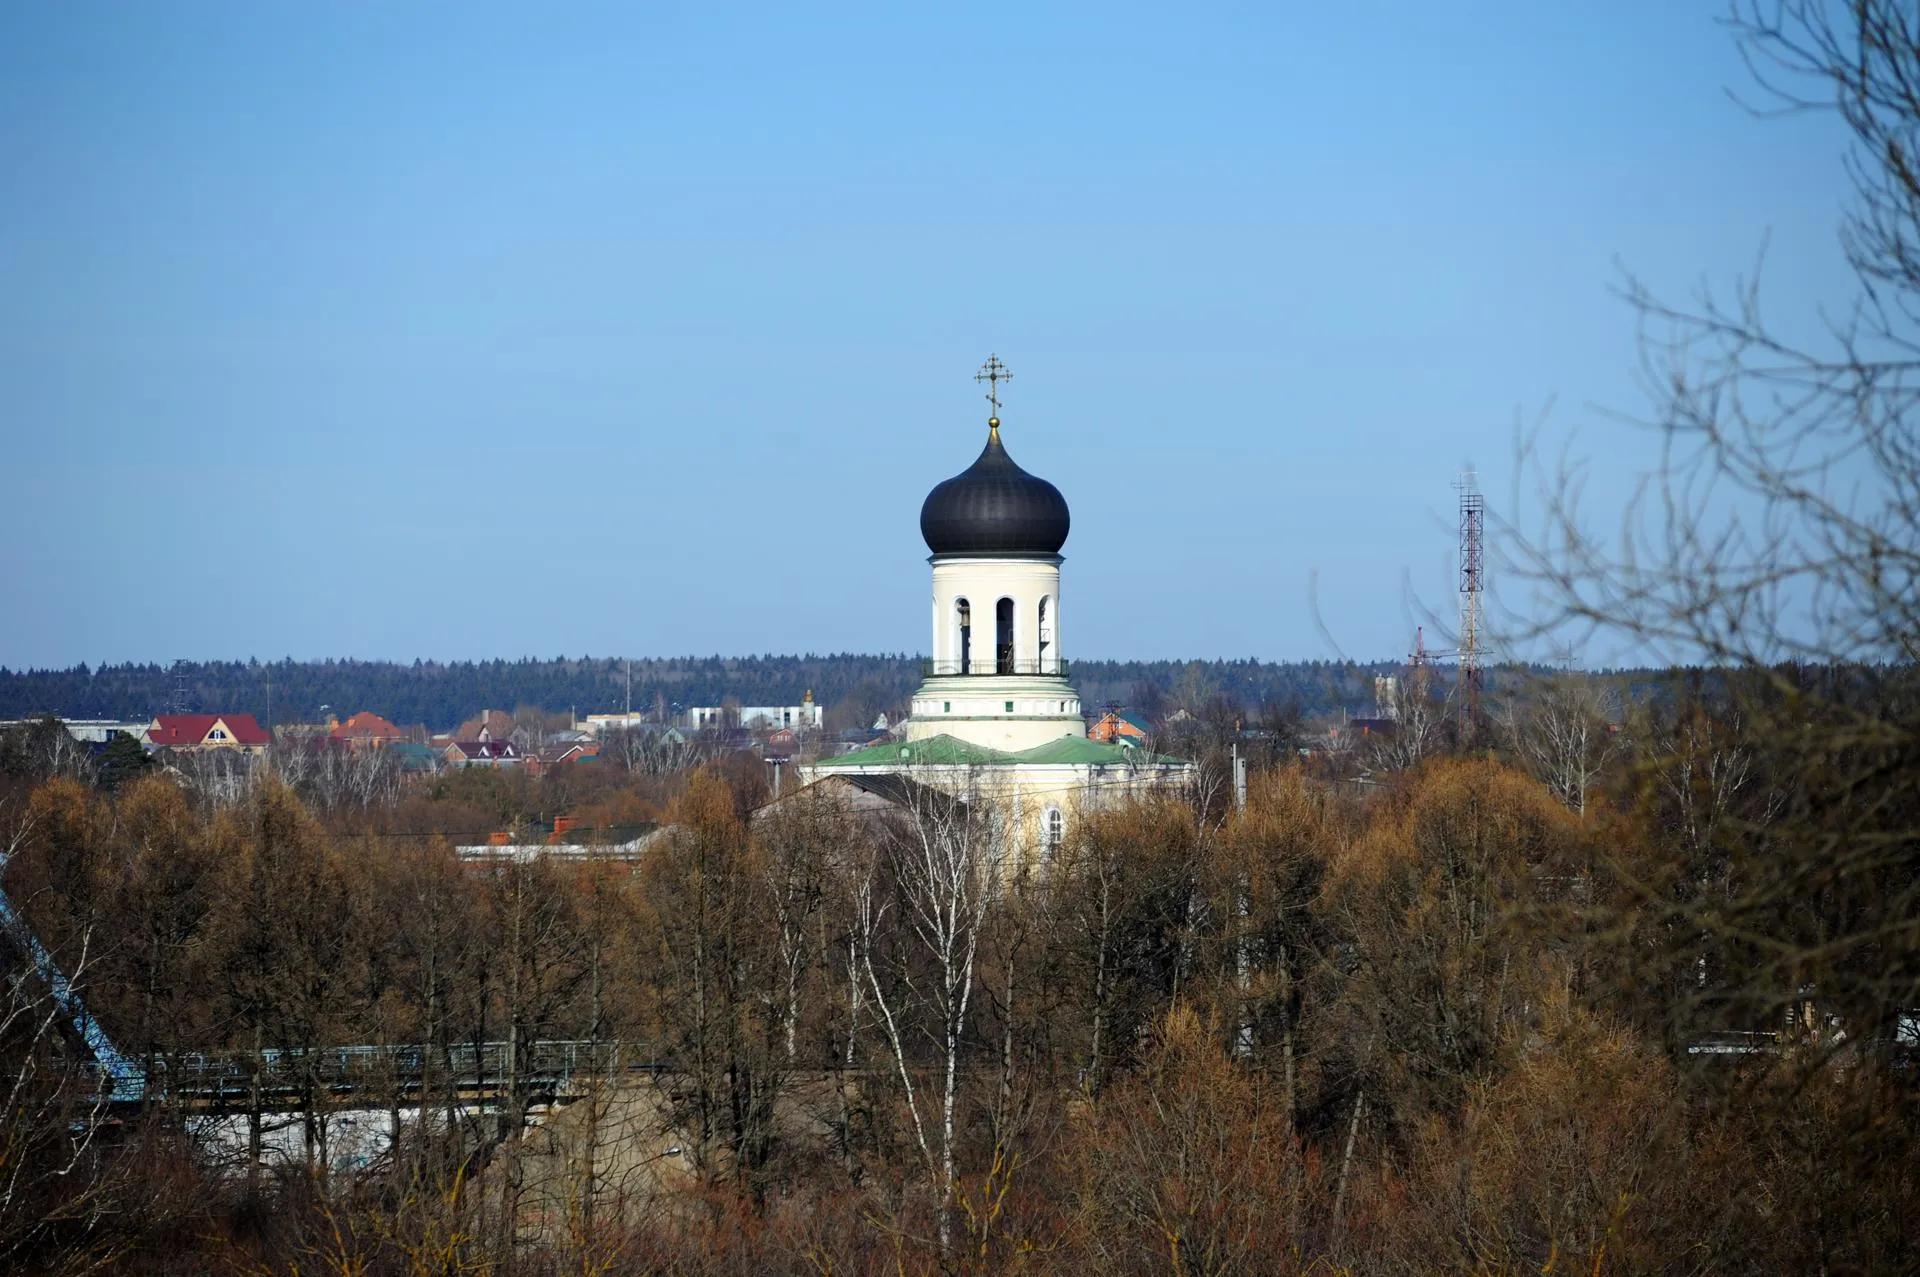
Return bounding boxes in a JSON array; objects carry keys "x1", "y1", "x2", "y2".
[
  {"x1": 815, "y1": 735, "x2": 1006, "y2": 768},
  {"x1": 388, "y1": 742, "x2": 442, "y2": 771},
  {"x1": 1015, "y1": 736, "x2": 1156, "y2": 764},
  {"x1": 815, "y1": 732, "x2": 1181, "y2": 770}
]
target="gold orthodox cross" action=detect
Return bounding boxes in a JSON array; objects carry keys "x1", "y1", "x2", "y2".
[{"x1": 975, "y1": 354, "x2": 1012, "y2": 420}]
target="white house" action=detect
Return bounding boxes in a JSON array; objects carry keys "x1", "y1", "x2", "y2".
[{"x1": 687, "y1": 694, "x2": 823, "y2": 732}]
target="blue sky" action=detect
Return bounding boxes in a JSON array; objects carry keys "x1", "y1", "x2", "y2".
[{"x1": 0, "y1": 2, "x2": 1853, "y2": 669}]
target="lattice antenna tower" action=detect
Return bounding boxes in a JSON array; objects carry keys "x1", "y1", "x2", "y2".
[
  {"x1": 1409, "y1": 625, "x2": 1431, "y2": 704},
  {"x1": 169, "y1": 659, "x2": 191, "y2": 717},
  {"x1": 1455, "y1": 469, "x2": 1485, "y2": 733}
]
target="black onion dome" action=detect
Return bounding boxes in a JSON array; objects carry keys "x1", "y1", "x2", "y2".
[{"x1": 920, "y1": 424, "x2": 1071, "y2": 556}]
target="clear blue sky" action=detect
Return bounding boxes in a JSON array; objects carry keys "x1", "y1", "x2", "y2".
[{"x1": 0, "y1": 2, "x2": 1853, "y2": 669}]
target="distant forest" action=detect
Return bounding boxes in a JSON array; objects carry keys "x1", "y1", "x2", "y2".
[{"x1": 0, "y1": 655, "x2": 1419, "y2": 732}]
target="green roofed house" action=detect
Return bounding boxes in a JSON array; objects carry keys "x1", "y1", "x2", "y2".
[
  {"x1": 387, "y1": 741, "x2": 443, "y2": 775},
  {"x1": 798, "y1": 360, "x2": 1193, "y2": 869}
]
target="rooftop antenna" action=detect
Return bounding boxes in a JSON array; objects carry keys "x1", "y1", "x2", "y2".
[
  {"x1": 975, "y1": 354, "x2": 1012, "y2": 427},
  {"x1": 1454, "y1": 469, "x2": 1485, "y2": 738}
]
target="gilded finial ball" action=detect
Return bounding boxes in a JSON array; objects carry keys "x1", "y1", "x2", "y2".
[{"x1": 988, "y1": 416, "x2": 1000, "y2": 429}]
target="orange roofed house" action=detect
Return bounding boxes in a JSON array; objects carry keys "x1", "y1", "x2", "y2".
[
  {"x1": 331, "y1": 710, "x2": 409, "y2": 750},
  {"x1": 145, "y1": 713, "x2": 271, "y2": 754},
  {"x1": 1087, "y1": 710, "x2": 1152, "y2": 745}
]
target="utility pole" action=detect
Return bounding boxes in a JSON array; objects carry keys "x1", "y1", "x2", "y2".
[{"x1": 1231, "y1": 728, "x2": 1252, "y2": 1058}]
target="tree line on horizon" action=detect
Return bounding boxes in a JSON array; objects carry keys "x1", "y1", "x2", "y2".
[{"x1": 0, "y1": 653, "x2": 1474, "y2": 734}]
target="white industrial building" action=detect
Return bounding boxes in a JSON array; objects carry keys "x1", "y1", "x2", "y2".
[{"x1": 686, "y1": 697, "x2": 822, "y2": 731}]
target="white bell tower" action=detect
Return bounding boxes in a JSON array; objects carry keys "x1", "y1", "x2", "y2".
[{"x1": 906, "y1": 357, "x2": 1084, "y2": 751}]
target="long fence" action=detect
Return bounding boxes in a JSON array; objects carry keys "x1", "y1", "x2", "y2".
[{"x1": 95, "y1": 1039, "x2": 647, "y2": 1113}]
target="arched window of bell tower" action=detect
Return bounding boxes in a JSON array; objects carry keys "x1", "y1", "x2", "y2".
[
  {"x1": 956, "y1": 598, "x2": 972, "y2": 675},
  {"x1": 995, "y1": 597, "x2": 1015, "y2": 675},
  {"x1": 1038, "y1": 595, "x2": 1053, "y2": 672}
]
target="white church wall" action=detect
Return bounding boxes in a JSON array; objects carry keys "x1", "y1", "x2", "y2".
[{"x1": 904, "y1": 685, "x2": 1084, "y2": 750}]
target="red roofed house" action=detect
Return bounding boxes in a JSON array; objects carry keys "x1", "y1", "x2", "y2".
[
  {"x1": 145, "y1": 713, "x2": 271, "y2": 755},
  {"x1": 331, "y1": 710, "x2": 408, "y2": 750}
]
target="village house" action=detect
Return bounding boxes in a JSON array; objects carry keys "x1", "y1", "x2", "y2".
[
  {"x1": 528, "y1": 738, "x2": 599, "y2": 773},
  {"x1": 144, "y1": 713, "x2": 271, "y2": 755},
  {"x1": 1087, "y1": 709, "x2": 1153, "y2": 745},
  {"x1": 444, "y1": 739, "x2": 522, "y2": 768},
  {"x1": 329, "y1": 710, "x2": 410, "y2": 749}
]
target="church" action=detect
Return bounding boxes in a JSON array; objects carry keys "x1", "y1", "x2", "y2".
[{"x1": 801, "y1": 358, "x2": 1193, "y2": 858}]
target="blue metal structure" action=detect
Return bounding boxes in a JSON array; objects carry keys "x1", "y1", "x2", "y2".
[
  {"x1": 0, "y1": 854, "x2": 637, "y2": 1113},
  {"x1": 0, "y1": 872, "x2": 147, "y2": 1103}
]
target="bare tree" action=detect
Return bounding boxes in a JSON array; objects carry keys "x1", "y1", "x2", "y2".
[
  {"x1": 640, "y1": 771, "x2": 798, "y2": 1196},
  {"x1": 600, "y1": 725, "x2": 706, "y2": 777},
  {"x1": 171, "y1": 745, "x2": 256, "y2": 808},
  {"x1": 0, "y1": 921, "x2": 130, "y2": 1272},
  {"x1": 0, "y1": 719, "x2": 97, "y2": 786},
  {"x1": 1502, "y1": 673, "x2": 1621, "y2": 814},
  {"x1": 1508, "y1": 1, "x2": 1920, "y2": 1054},
  {"x1": 857, "y1": 773, "x2": 1000, "y2": 1253},
  {"x1": 752, "y1": 791, "x2": 838, "y2": 1063},
  {"x1": 1499, "y1": 14, "x2": 1920, "y2": 1265},
  {"x1": 278, "y1": 739, "x2": 402, "y2": 815},
  {"x1": 1369, "y1": 671, "x2": 1452, "y2": 773},
  {"x1": 0, "y1": 798, "x2": 147, "y2": 1272}
]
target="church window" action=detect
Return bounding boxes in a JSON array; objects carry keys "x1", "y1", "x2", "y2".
[
  {"x1": 957, "y1": 598, "x2": 972, "y2": 674},
  {"x1": 1005, "y1": 701, "x2": 1014, "y2": 713},
  {"x1": 943, "y1": 701, "x2": 951, "y2": 713},
  {"x1": 1038, "y1": 595, "x2": 1052, "y2": 669},
  {"x1": 996, "y1": 597, "x2": 1015, "y2": 673},
  {"x1": 1043, "y1": 807, "x2": 1065, "y2": 860}
]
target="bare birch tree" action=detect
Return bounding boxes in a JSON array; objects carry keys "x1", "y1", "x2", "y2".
[
  {"x1": 1502, "y1": 673, "x2": 1621, "y2": 815},
  {"x1": 857, "y1": 773, "x2": 1000, "y2": 1253},
  {"x1": 1369, "y1": 671, "x2": 1451, "y2": 773},
  {"x1": 601, "y1": 725, "x2": 706, "y2": 777}
]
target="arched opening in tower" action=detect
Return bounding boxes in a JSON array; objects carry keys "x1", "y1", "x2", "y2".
[
  {"x1": 1038, "y1": 595, "x2": 1052, "y2": 672},
  {"x1": 957, "y1": 598, "x2": 971, "y2": 675},
  {"x1": 996, "y1": 597, "x2": 1015, "y2": 675}
]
